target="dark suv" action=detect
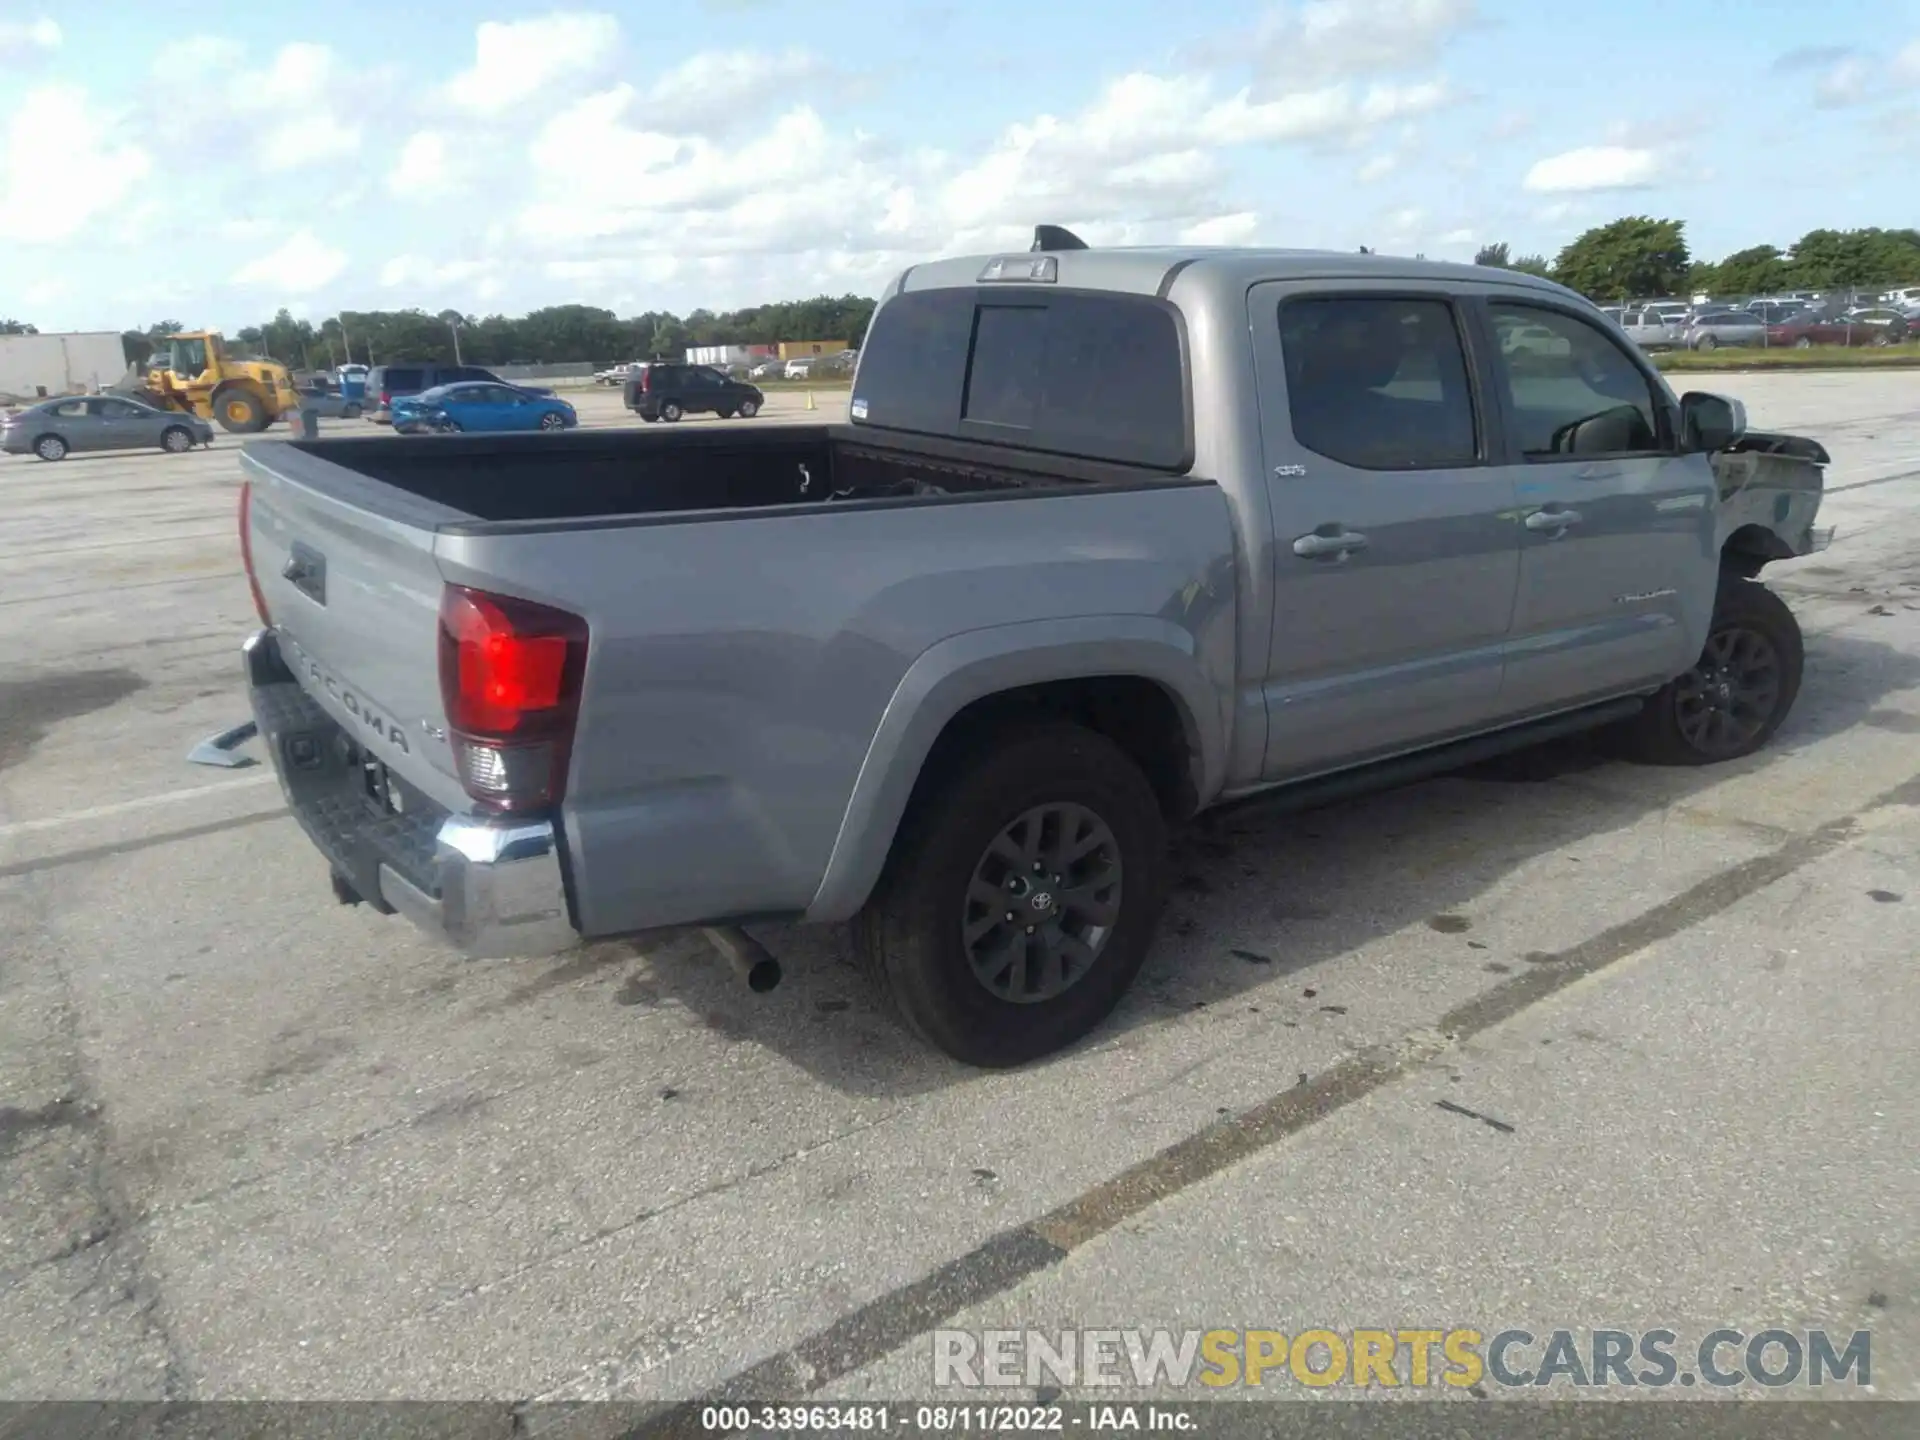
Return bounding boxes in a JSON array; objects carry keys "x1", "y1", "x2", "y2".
[
  {"x1": 366, "y1": 364, "x2": 542, "y2": 423},
  {"x1": 622, "y1": 363, "x2": 764, "y2": 422}
]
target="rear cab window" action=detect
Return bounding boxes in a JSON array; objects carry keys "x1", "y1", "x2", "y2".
[
  {"x1": 1486, "y1": 303, "x2": 1668, "y2": 459},
  {"x1": 852, "y1": 286, "x2": 1191, "y2": 470}
]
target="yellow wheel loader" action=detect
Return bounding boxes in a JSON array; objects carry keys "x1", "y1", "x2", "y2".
[{"x1": 116, "y1": 331, "x2": 301, "y2": 434}]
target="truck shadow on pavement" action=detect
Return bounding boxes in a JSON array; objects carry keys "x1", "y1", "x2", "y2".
[{"x1": 593, "y1": 625, "x2": 1920, "y2": 1096}]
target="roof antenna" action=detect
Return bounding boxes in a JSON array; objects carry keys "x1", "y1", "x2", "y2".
[{"x1": 1032, "y1": 225, "x2": 1089, "y2": 253}]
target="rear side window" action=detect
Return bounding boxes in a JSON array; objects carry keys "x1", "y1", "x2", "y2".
[
  {"x1": 854, "y1": 287, "x2": 1189, "y2": 469},
  {"x1": 1276, "y1": 296, "x2": 1479, "y2": 470},
  {"x1": 384, "y1": 368, "x2": 424, "y2": 390}
]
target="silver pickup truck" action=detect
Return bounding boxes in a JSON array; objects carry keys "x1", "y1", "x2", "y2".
[{"x1": 232, "y1": 230, "x2": 1830, "y2": 1066}]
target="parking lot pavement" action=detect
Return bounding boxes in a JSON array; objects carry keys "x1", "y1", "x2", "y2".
[{"x1": 0, "y1": 375, "x2": 1915, "y2": 1404}]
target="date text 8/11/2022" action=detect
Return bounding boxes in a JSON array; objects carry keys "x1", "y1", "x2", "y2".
[{"x1": 699, "y1": 1403, "x2": 1199, "y2": 1432}]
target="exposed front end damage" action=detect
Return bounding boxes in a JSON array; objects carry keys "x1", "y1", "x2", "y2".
[{"x1": 1712, "y1": 430, "x2": 1834, "y2": 576}]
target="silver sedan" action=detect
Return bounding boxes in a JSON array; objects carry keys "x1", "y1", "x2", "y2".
[{"x1": 1, "y1": 394, "x2": 216, "y2": 461}]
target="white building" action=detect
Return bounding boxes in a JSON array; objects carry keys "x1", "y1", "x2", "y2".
[{"x1": 0, "y1": 331, "x2": 130, "y2": 400}]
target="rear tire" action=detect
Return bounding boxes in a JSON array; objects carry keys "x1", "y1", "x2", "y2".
[
  {"x1": 160, "y1": 425, "x2": 194, "y2": 453},
  {"x1": 34, "y1": 434, "x2": 67, "y2": 461},
  {"x1": 1611, "y1": 574, "x2": 1804, "y2": 766},
  {"x1": 854, "y1": 724, "x2": 1169, "y2": 1067},
  {"x1": 661, "y1": 401, "x2": 684, "y2": 422}
]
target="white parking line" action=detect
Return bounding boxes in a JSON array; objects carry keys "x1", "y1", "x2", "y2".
[{"x1": 0, "y1": 772, "x2": 280, "y2": 840}]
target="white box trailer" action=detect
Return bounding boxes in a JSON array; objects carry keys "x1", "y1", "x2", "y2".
[{"x1": 0, "y1": 331, "x2": 131, "y2": 401}]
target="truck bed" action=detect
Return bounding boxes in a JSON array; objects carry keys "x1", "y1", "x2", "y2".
[
  {"x1": 264, "y1": 424, "x2": 1188, "y2": 530},
  {"x1": 237, "y1": 421, "x2": 1236, "y2": 941}
]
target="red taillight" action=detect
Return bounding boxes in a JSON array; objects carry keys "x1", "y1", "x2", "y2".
[
  {"x1": 380, "y1": 390, "x2": 391, "y2": 405},
  {"x1": 238, "y1": 482, "x2": 271, "y2": 625},
  {"x1": 639, "y1": 368, "x2": 651, "y2": 392},
  {"x1": 437, "y1": 585, "x2": 589, "y2": 811}
]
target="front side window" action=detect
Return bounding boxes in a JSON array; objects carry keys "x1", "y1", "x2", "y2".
[
  {"x1": 1488, "y1": 303, "x2": 1663, "y2": 458},
  {"x1": 1277, "y1": 295, "x2": 1479, "y2": 470}
]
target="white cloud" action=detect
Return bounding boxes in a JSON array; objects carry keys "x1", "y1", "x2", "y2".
[
  {"x1": 1242, "y1": 0, "x2": 1479, "y2": 91},
  {"x1": 1523, "y1": 145, "x2": 1662, "y2": 193},
  {"x1": 0, "y1": 86, "x2": 151, "y2": 243},
  {"x1": 227, "y1": 42, "x2": 335, "y2": 110},
  {"x1": 442, "y1": 12, "x2": 620, "y2": 115},
  {"x1": 257, "y1": 116, "x2": 363, "y2": 171},
  {"x1": 218, "y1": 217, "x2": 282, "y2": 242},
  {"x1": 641, "y1": 49, "x2": 830, "y2": 132},
  {"x1": 387, "y1": 131, "x2": 454, "y2": 197},
  {"x1": 380, "y1": 256, "x2": 496, "y2": 290},
  {"x1": 1179, "y1": 212, "x2": 1262, "y2": 245},
  {"x1": 151, "y1": 34, "x2": 243, "y2": 81},
  {"x1": 0, "y1": 17, "x2": 60, "y2": 55},
  {"x1": 502, "y1": 54, "x2": 1457, "y2": 303},
  {"x1": 233, "y1": 231, "x2": 348, "y2": 292},
  {"x1": 1437, "y1": 227, "x2": 1475, "y2": 245},
  {"x1": 1356, "y1": 152, "x2": 1398, "y2": 182}
]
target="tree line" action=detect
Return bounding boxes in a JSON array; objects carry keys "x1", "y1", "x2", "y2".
[
  {"x1": 10, "y1": 222, "x2": 1918, "y2": 369},
  {"x1": 1475, "y1": 221, "x2": 1920, "y2": 302},
  {"x1": 108, "y1": 294, "x2": 880, "y2": 372}
]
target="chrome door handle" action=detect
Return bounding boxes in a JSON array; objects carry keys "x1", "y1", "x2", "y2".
[
  {"x1": 1292, "y1": 529, "x2": 1369, "y2": 558},
  {"x1": 1524, "y1": 508, "x2": 1582, "y2": 532}
]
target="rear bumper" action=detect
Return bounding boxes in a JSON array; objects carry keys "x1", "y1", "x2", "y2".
[{"x1": 244, "y1": 629, "x2": 578, "y2": 958}]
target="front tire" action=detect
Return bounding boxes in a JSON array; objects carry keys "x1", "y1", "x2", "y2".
[
  {"x1": 538, "y1": 411, "x2": 568, "y2": 431},
  {"x1": 855, "y1": 724, "x2": 1169, "y2": 1067},
  {"x1": 161, "y1": 425, "x2": 194, "y2": 453},
  {"x1": 1696, "y1": 334, "x2": 1718, "y2": 352},
  {"x1": 34, "y1": 434, "x2": 67, "y2": 461},
  {"x1": 738, "y1": 399, "x2": 760, "y2": 418},
  {"x1": 1613, "y1": 575, "x2": 1804, "y2": 766},
  {"x1": 211, "y1": 386, "x2": 268, "y2": 433}
]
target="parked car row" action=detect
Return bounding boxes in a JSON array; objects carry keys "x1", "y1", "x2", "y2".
[{"x1": 1607, "y1": 295, "x2": 1916, "y2": 352}]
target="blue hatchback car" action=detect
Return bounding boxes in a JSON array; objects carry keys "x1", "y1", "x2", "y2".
[{"x1": 391, "y1": 382, "x2": 578, "y2": 435}]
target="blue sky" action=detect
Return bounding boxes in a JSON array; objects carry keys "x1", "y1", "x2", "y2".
[{"x1": 3, "y1": 0, "x2": 1918, "y2": 332}]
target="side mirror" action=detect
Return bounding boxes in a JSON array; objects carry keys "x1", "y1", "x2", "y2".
[{"x1": 1679, "y1": 391, "x2": 1746, "y2": 452}]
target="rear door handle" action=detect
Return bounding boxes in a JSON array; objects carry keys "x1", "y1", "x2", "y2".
[
  {"x1": 1574, "y1": 465, "x2": 1620, "y2": 482},
  {"x1": 1524, "y1": 507, "x2": 1583, "y2": 533},
  {"x1": 1292, "y1": 529, "x2": 1369, "y2": 559}
]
